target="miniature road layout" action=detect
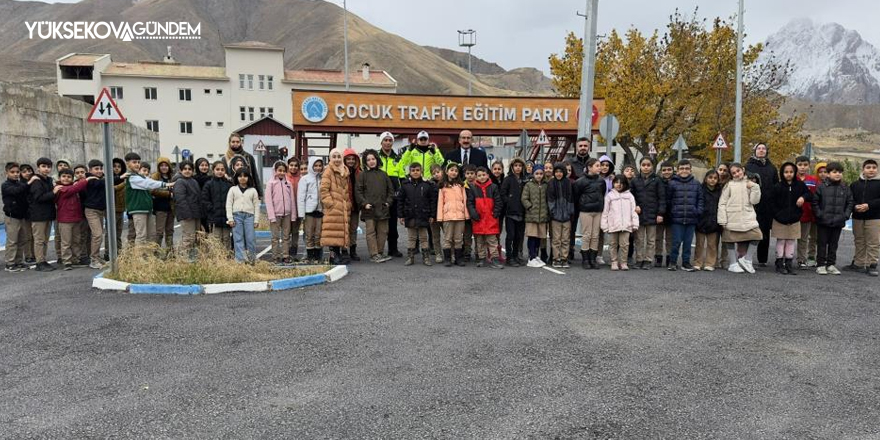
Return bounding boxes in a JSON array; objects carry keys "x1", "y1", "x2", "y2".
[{"x1": 1, "y1": 230, "x2": 878, "y2": 438}]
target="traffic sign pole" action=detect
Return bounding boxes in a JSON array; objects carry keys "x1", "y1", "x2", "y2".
[{"x1": 102, "y1": 122, "x2": 118, "y2": 274}]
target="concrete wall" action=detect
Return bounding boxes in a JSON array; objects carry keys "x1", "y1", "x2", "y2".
[{"x1": 0, "y1": 81, "x2": 160, "y2": 223}]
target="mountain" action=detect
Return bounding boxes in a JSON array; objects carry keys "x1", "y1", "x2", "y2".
[
  {"x1": 0, "y1": 0, "x2": 552, "y2": 96},
  {"x1": 762, "y1": 18, "x2": 880, "y2": 105},
  {"x1": 424, "y1": 46, "x2": 554, "y2": 95}
]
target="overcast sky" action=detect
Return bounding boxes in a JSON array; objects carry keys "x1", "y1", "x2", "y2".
[{"x1": 35, "y1": 0, "x2": 880, "y2": 74}]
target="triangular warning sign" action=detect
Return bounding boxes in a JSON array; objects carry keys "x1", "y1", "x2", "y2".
[
  {"x1": 87, "y1": 88, "x2": 126, "y2": 123},
  {"x1": 713, "y1": 133, "x2": 728, "y2": 149},
  {"x1": 535, "y1": 129, "x2": 551, "y2": 146}
]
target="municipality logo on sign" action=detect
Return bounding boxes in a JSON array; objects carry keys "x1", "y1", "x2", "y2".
[
  {"x1": 301, "y1": 96, "x2": 328, "y2": 123},
  {"x1": 26, "y1": 21, "x2": 201, "y2": 41}
]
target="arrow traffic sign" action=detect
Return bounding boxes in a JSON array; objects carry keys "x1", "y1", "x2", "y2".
[
  {"x1": 87, "y1": 88, "x2": 126, "y2": 123},
  {"x1": 712, "y1": 133, "x2": 729, "y2": 149},
  {"x1": 673, "y1": 134, "x2": 688, "y2": 152}
]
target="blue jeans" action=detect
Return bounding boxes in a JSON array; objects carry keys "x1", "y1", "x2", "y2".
[
  {"x1": 669, "y1": 223, "x2": 696, "y2": 266},
  {"x1": 232, "y1": 211, "x2": 256, "y2": 262}
]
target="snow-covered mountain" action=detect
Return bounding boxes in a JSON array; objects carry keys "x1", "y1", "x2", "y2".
[{"x1": 763, "y1": 18, "x2": 880, "y2": 105}]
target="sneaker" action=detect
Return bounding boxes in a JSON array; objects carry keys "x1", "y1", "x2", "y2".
[
  {"x1": 798, "y1": 261, "x2": 807, "y2": 270},
  {"x1": 5, "y1": 264, "x2": 23, "y2": 272},
  {"x1": 667, "y1": 265, "x2": 677, "y2": 271},
  {"x1": 596, "y1": 256, "x2": 606, "y2": 265},
  {"x1": 379, "y1": 254, "x2": 393, "y2": 263},
  {"x1": 89, "y1": 260, "x2": 105, "y2": 269},
  {"x1": 728, "y1": 263, "x2": 744, "y2": 273},
  {"x1": 737, "y1": 257, "x2": 755, "y2": 274},
  {"x1": 693, "y1": 265, "x2": 702, "y2": 271},
  {"x1": 816, "y1": 266, "x2": 828, "y2": 275},
  {"x1": 620, "y1": 263, "x2": 629, "y2": 271},
  {"x1": 551, "y1": 260, "x2": 561, "y2": 268},
  {"x1": 681, "y1": 263, "x2": 696, "y2": 272},
  {"x1": 73, "y1": 258, "x2": 89, "y2": 268},
  {"x1": 827, "y1": 265, "x2": 841, "y2": 275},
  {"x1": 527, "y1": 258, "x2": 545, "y2": 268},
  {"x1": 476, "y1": 260, "x2": 485, "y2": 268},
  {"x1": 561, "y1": 260, "x2": 570, "y2": 269},
  {"x1": 35, "y1": 262, "x2": 55, "y2": 272},
  {"x1": 63, "y1": 264, "x2": 73, "y2": 271},
  {"x1": 435, "y1": 253, "x2": 444, "y2": 264},
  {"x1": 868, "y1": 265, "x2": 878, "y2": 277},
  {"x1": 806, "y1": 258, "x2": 817, "y2": 267},
  {"x1": 704, "y1": 266, "x2": 715, "y2": 272},
  {"x1": 370, "y1": 255, "x2": 383, "y2": 263},
  {"x1": 642, "y1": 260, "x2": 652, "y2": 270},
  {"x1": 610, "y1": 261, "x2": 619, "y2": 271},
  {"x1": 489, "y1": 259, "x2": 504, "y2": 269}
]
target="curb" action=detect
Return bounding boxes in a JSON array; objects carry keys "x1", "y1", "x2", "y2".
[{"x1": 92, "y1": 265, "x2": 347, "y2": 295}]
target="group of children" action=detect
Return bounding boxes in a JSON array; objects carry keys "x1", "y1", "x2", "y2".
[{"x1": 4, "y1": 132, "x2": 879, "y2": 278}]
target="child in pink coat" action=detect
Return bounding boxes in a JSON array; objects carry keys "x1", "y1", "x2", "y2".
[{"x1": 601, "y1": 176, "x2": 640, "y2": 270}]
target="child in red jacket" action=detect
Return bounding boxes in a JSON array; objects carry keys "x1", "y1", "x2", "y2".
[
  {"x1": 467, "y1": 167, "x2": 504, "y2": 269},
  {"x1": 54, "y1": 169, "x2": 97, "y2": 270},
  {"x1": 796, "y1": 156, "x2": 821, "y2": 268}
]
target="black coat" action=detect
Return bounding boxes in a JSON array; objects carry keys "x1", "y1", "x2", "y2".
[
  {"x1": 444, "y1": 147, "x2": 488, "y2": 169},
  {"x1": 27, "y1": 174, "x2": 56, "y2": 222},
  {"x1": 201, "y1": 176, "x2": 233, "y2": 226},
  {"x1": 2, "y1": 179, "x2": 29, "y2": 219},
  {"x1": 631, "y1": 173, "x2": 666, "y2": 225},
  {"x1": 851, "y1": 176, "x2": 880, "y2": 220},
  {"x1": 82, "y1": 175, "x2": 106, "y2": 211},
  {"x1": 812, "y1": 180, "x2": 853, "y2": 228},
  {"x1": 547, "y1": 175, "x2": 575, "y2": 222},
  {"x1": 500, "y1": 172, "x2": 528, "y2": 220},
  {"x1": 573, "y1": 174, "x2": 605, "y2": 213},
  {"x1": 222, "y1": 150, "x2": 263, "y2": 198},
  {"x1": 697, "y1": 184, "x2": 722, "y2": 234},
  {"x1": 771, "y1": 179, "x2": 812, "y2": 225},
  {"x1": 173, "y1": 176, "x2": 203, "y2": 220},
  {"x1": 746, "y1": 156, "x2": 779, "y2": 218},
  {"x1": 569, "y1": 154, "x2": 591, "y2": 179},
  {"x1": 397, "y1": 178, "x2": 437, "y2": 228}
]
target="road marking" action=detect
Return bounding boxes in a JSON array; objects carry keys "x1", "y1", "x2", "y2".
[
  {"x1": 256, "y1": 245, "x2": 272, "y2": 258},
  {"x1": 542, "y1": 266, "x2": 565, "y2": 275}
]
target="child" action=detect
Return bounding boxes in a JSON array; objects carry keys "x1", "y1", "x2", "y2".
[
  {"x1": 796, "y1": 156, "x2": 820, "y2": 268},
  {"x1": 151, "y1": 157, "x2": 175, "y2": 248},
  {"x1": 54, "y1": 169, "x2": 97, "y2": 270},
  {"x1": 343, "y1": 148, "x2": 362, "y2": 261},
  {"x1": 694, "y1": 169, "x2": 722, "y2": 271},
  {"x1": 666, "y1": 160, "x2": 703, "y2": 271},
  {"x1": 500, "y1": 157, "x2": 528, "y2": 267},
  {"x1": 355, "y1": 150, "x2": 395, "y2": 264},
  {"x1": 573, "y1": 158, "x2": 605, "y2": 269},
  {"x1": 172, "y1": 160, "x2": 203, "y2": 260},
  {"x1": 125, "y1": 153, "x2": 173, "y2": 245},
  {"x1": 226, "y1": 169, "x2": 260, "y2": 263},
  {"x1": 194, "y1": 158, "x2": 212, "y2": 232},
  {"x1": 718, "y1": 163, "x2": 762, "y2": 274},
  {"x1": 490, "y1": 161, "x2": 505, "y2": 186},
  {"x1": 111, "y1": 158, "x2": 127, "y2": 254},
  {"x1": 297, "y1": 157, "x2": 324, "y2": 263},
  {"x1": 771, "y1": 162, "x2": 811, "y2": 275},
  {"x1": 851, "y1": 159, "x2": 880, "y2": 277},
  {"x1": 656, "y1": 161, "x2": 675, "y2": 267},
  {"x1": 286, "y1": 157, "x2": 303, "y2": 260},
  {"x1": 82, "y1": 160, "x2": 107, "y2": 268},
  {"x1": 467, "y1": 166, "x2": 504, "y2": 269},
  {"x1": 461, "y1": 163, "x2": 477, "y2": 262},
  {"x1": 266, "y1": 161, "x2": 295, "y2": 264},
  {"x1": 547, "y1": 163, "x2": 574, "y2": 268},
  {"x1": 437, "y1": 163, "x2": 469, "y2": 267},
  {"x1": 201, "y1": 161, "x2": 234, "y2": 249},
  {"x1": 320, "y1": 148, "x2": 353, "y2": 265},
  {"x1": 72, "y1": 164, "x2": 90, "y2": 267},
  {"x1": 397, "y1": 162, "x2": 438, "y2": 266},
  {"x1": 428, "y1": 164, "x2": 445, "y2": 263},
  {"x1": 18, "y1": 164, "x2": 36, "y2": 267},
  {"x1": 3, "y1": 162, "x2": 29, "y2": 272},
  {"x1": 521, "y1": 164, "x2": 549, "y2": 267},
  {"x1": 631, "y1": 158, "x2": 665, "y2": 270},
  {"x1": 812, "y1": 162, "x2": 853, "y2": 275},
  {"x1": 27, "y1": 157, "x2": 57, "y2": 271},
  {"x1": 601, "y1": 175, "x2": 639, "y2": 270}
]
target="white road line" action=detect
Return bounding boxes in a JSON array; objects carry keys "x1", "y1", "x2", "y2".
[
  {"x1": 256, "y1": 245, "x2": 272, "y2": 258},
  {"x1": 542, "y1": 266, "x2": 565, "y2": 275}
]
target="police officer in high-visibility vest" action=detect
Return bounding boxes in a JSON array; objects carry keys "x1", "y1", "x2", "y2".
[{"x1": 378, "y1": 131, "x2": 404, "y2": 258}]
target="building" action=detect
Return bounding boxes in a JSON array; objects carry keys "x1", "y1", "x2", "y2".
[{"x1": 56, "y1": 41, "x2": 397, "y2": 161}]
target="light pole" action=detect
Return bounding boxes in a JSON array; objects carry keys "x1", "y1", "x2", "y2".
[
  {"x1": 343, "y1": 0, "x2": 351, "y2": 148},
  {"x1": 458, "y1": 29, "x2": 476, "y2": 96},
  {"x1": 577, "y1": 0, "x2": 599, "y2": 140},
  {"x1": 734, "y1": 0, "x2": 744, "y2": 162}
]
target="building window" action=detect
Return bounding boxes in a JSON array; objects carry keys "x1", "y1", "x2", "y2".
[
  {"x1": 179, "y1": 121, "x2": 192, "y2": 134},
  {"x1": 239, "y1": 106, "x2": 246, "y2": 121},
  {"x1": 109, "y1": 86, "x2": 123, "y2": 99},
  {"x1": 146, "y1": 120, "x2": 159, "y2": 132},
  {"x1": 267, "y1": 75, "x2": 274, "y2": 90},
  {"x1": 259, "y1": 107, "x2": 266, "y2": 118},
  {"x1": 239, "y1": 74, "x2": 245, "y2": 89},
  {"x1": 216, "y1": 89, "x2": 223, "y2": 95},
  {"x1": 205, "y1": 121, "x2": 212, "y2": 128},
  {"x1": 204, "y1": 89, "x2": 211, "y2": 95},
  {"x1": 262, "y1": 145, "x2": 281, "y2": 167},
  {"x1": 248, "y1": 107, "x2": 254, "y2": 121},
  {"x1": 268, "y1": 107, "x2": 274, "y2": 117},
  {"x1": 178, "y1": 89, "x2": 192, "y2": 101},
  {"x1": 144, "y1": 87, "x2": 157, "y2": 100},
  {"x1": 258, "y1": 75, "x2": 265, "y2": 90},
  {"x1": 247, "y1": 74, "x2": 253, "y2": 90},
  {"x1": 217, "y1": 122, "x2": 224, "y2": 128},
  {"x1": 207, "y1": 153, "x2": 214, "y2": 159}
]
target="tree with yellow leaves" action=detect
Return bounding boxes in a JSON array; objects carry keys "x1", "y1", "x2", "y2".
[{"x1": 549, "y1": 9, "x2": 807, "y2": 166}]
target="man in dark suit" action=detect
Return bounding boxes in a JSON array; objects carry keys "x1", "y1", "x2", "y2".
[{"x1": 444, "y1": 130, "x2": 488, "y2": 168}]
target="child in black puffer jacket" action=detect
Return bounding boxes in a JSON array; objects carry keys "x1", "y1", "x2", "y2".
[{"x1": 694, "y1": 169, "x2": 722, "y2": 271}]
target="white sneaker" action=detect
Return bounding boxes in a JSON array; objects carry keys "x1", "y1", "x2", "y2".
[
  {"x1": 596, "y1": 256, "x2": 605, "y2": 265},
  {"x1": 738, "y1": 257, "x2": 755, "y2": 274},
  {"x1": 806, "y1": 258, "x2": 817, "y2": 267},
  {"x1": 704, "y1": 266, "x2": 715, "y2": 272},
  {"x1": 816, "y1": 266, "x2": 828, "y2": 275},
  {"x1": 827, "y1": 265, "x2": 841, "y2": 275},
  {"x1": 728, "y1": 263, "x2": 744, "y2": 273},
  {"x1": 527, "y1": 258, "x2": 544, "y2": 268}
]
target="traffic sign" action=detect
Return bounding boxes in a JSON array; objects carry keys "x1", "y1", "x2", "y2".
[
  {"x1": 181, "y1": 149, "x2": 192, "y2": 159},
  {"x1": 673, "y1": 134, "x2": 688, "y2": 161},
  {"x1": 254, "y1": 140, "x2": 266, "y2": 153},
  {"x1": 599, "y1": 114, "x2": 620, "y2": 141},
  {"x1": 712, "y1": 133, "x2": 729, "y2": 149},
  {"x1": 648, "y1": 143, "x2": 657, "y2": 156},
  {"x1": 516, "y1": 129, "x2": 530, "y2": 148},
  {"x1": 87, "y1": 88, "x2": 126, "y2": 123},
  {"x1": 535, "y1": 130, "x2": 551, "y2": 146}
]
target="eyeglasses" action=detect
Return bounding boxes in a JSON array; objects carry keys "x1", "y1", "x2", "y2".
[{"x1": 460, "y1": 137, "x2": 472, "y2": 140}]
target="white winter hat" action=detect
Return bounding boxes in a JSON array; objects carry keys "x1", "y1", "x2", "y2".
[
  {"x1": 417, "y1": 130, "x2": 429, "y2": 140},
  {"x1": 379, "y1": 131, "x2": 394, "y2": 141}
]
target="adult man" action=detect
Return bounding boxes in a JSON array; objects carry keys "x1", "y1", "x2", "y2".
[
  {"x1": 444, "y1": 130, "x2": 488, "y2": 169},
  {"x1": 378, "y1": 131, "x2": 404, "y2": 257},
  {"x1": 221, "y1": 132, "x2": 263, "y2": 198},
  {"x1": 569, "y1": 136, "x2": 592, "y2": 179},
  {"x1": 400, "y1": 130, "x2": 445, "y2": 174}
]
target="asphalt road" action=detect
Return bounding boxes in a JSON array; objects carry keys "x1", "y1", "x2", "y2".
[{"x1": 1, "y1": 230, "x2": 878, "y2": 439}]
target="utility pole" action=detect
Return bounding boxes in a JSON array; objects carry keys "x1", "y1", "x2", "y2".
[
  {"x1": 577, "y1": 0, "x2": 599, "y2": 140},
  {"x1": 458, "y1": 29, "x2": 477, "y2": 96},
  {"x1": 343, "y1": 0, "x2": 351, "y2": 148},
  {"x1": 734, "y1": 0, "x2": 744, "y2": 162}
]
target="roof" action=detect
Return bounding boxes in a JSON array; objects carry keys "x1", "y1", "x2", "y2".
[
  {"x1": 234, "y1": 116, "x2": 296, "y2": 137},
  {"x1": 102, "y1": 62, "x2": 228, "y2": 81},
  {"x1": 223, "y1": 41, "x2": 285, "y2": 51},
  {"x1": 58, "y1": 54, "x2": 106, "y2": 67},
  {"x1": 283, "y1": 69, "x2": 397, "y2": 87}
]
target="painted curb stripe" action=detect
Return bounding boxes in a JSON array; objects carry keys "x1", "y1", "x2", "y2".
[
  {"x1": 269, "y1": 274, "x2": 326, "y2": 291},
  {"x1": 325, "y1": 265, "x2": 348, "y2": 282},
  {"x1": 203, "y1": 281, "x2": 268, "y2": 294},
  {"x1": 129, "y1": 284, "x2": 203, "y2": 295}
]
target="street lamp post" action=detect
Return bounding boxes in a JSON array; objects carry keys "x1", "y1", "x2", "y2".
[
  {"x1": 577, "y1": 0, "x2": 599, "y2": 140},
  {"x1": 343, "y1": 0, "x2": 351, "y2": 148},
  {"x1": 734, "y1": 0, "x2": 744, "y2": 162},
  {"x1": 458, "y1": 29, "x2": 477, "y2": 96}
]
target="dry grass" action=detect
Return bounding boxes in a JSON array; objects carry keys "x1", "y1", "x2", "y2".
[{"x1": 107, "y1": 234, "x2": 329, "y2": 285}]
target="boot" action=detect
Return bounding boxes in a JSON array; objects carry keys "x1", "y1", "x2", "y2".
[
  {"x1": 581, "y1": 250, "x2": 590, "y2": 269},
  {"x1": 589, "y1": 250, "x2": 599, "y2": 270},
  {"x1": 388, "y1": 241, "x2": 403, "y2": 258},
  {"x1": 316, "y1": 248, "x2": 325, "y2": 264},
  {"x1": 506, "y1": 251, "x2": 520, "y2": 267},
  {"x1": 489, "y1": 258, "x2": 504, "y2": 269},
  {"x1": 404, "y1": 248, "x2": 415, "y2": 266},
  {"x1": 654, "y1": 255, "x2": 663, "y2": 268},
  {"x1": 454, "y1": 248, "x2": 466, "y2": 266},
  {"x1": 868, "y1": 264, "x2": 878, "y2": 277},
  {"x1": 784, "y1": 258, "x2": 797, "y2": 275},
  {"x1": 349, "y1": 245, "x2": 361, "y2": 261},
  {"x1": 540, "y1": 248, "x2": 549, "y2": 264},
  {"x1": 443, "y1": 249, "x2": 453, "y2": 267},
  {"x1": 775, "y1": 258, "x2": 786, "y2": 275},
  {"x1": 422, "y1": 249, "x2": 433, "y2": 266},
  {"x1": 340, "y1": 248, "x2": 352, "y2": 264},
  {"x1": 497, "y1": 245, "x2": 505, "y2": 264},
  {"x1": 291, "y1": 246, "x2": 300, "y2": 262},
  {"x1": 329, "y1": 247, "x2": 342, "y2": 265}
]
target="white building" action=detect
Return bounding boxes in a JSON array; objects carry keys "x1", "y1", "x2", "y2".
[{"x1": 56, "y1": 41, "x2": 397, "y2": 162}]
